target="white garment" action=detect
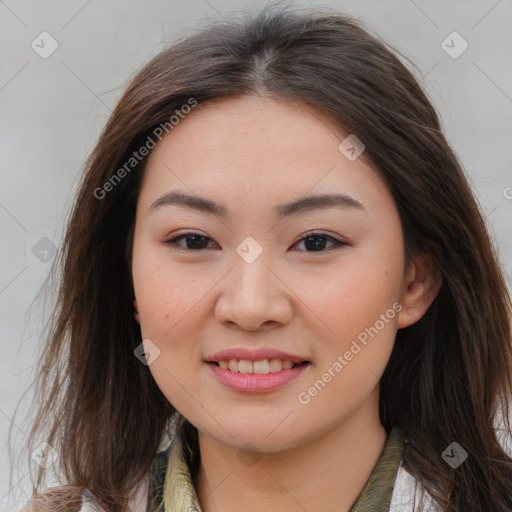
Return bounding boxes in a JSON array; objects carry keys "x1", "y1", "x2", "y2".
[{"x1": 389, "y1": 462, "x2": 442, "y2": 511}]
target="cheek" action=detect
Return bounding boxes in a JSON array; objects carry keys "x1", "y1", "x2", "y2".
[
  {"x1": 132, "y1": 255, "x2": 214, "y2": 375},
  {"x1": 295, "y1": 269, "x2": 399, "y2": 421},
  {"x1": 133, "y1": 245, "x2": 202, "y2": 335},
  {"x1": 297, "y1": 258, "x2": 402, "y2": 347},
  {"x1": 133, "y1": 263, "x2": 208, "y2": 408},
  {"x1": 290, "y1": 252, "x2": 403, "y2": 397}
]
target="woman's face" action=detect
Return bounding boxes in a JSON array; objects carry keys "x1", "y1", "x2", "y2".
[{"x1": 131, "y1": 95, "x2": 417, "y2": 452}]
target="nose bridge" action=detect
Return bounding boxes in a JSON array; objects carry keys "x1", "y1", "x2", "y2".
[
  {"x1": 215, "y1": 238, "x2": 292, "y2": 330},
  {"x1": 231, "y1": 239, "x2": 276, "y2": 303}
]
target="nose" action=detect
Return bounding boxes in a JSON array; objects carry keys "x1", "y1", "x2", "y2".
[{"x1": 214, "y1": 251, "x2": 293, "y2": 333}]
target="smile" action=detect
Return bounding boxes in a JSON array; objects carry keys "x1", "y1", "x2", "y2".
[{"x1": 206, "y1": 360, "x2": 311, "y2": 392}]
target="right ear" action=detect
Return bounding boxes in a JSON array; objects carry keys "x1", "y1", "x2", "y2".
[{"x1": 133, "y1": 298, "x2": 140, "y2": 324}]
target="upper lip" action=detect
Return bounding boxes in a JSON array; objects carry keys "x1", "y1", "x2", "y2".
[{"x1": 206, "y1": 347, "x2": 310, "y2": 363}]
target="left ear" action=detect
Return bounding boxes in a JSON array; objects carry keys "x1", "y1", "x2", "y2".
[{"x1": 396, "y1": 252, "x2": 442, "y2": 329}]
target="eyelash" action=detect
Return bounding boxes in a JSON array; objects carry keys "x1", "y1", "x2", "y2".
[{"x1": 163, "y1": 231, "x2": 348, "y2": 253}]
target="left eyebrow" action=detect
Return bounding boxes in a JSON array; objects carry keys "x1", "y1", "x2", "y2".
[
  {"x1": 274, "y1": 192, "x2": 365, "y2": 216},
  {"x1": 148, "y1": 190, "x2": 366, "y2": 217}
]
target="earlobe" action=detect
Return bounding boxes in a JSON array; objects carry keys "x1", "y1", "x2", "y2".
[
  {"x1": 397, "y1": 254, "x2": 442, "y2": 329},
  {"x1": 133, "y1": 298, "x2": 140, "y2": 324}
]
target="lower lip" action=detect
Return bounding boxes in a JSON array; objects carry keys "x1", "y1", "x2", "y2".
[{"x1": 206, "y1": 362, "x2": 310, "y2": 392}]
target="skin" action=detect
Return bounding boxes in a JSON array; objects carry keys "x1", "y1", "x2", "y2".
[{"x1": 131, "y1": 95, "x2": 441, "y2": 512}]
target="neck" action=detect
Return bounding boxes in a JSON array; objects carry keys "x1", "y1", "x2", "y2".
[{"x1": 193, "y1": 388, "x2": 388, "y2": 512}]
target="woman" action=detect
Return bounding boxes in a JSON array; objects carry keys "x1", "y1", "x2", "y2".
[{"x1": 18, "y1": 5, "x2": 512, "y2": 512}]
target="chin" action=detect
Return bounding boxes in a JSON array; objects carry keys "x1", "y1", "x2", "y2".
[{"x1": 199, "y1": 420, "x2": 307, "y2": 453}]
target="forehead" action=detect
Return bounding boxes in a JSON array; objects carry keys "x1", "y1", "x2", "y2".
[
  {"x1": 138, "y1": 95, "x2": 391, "y2": 216},
  {"x1": 148, "y1": 95, "x2": 346, "y2": 160}
]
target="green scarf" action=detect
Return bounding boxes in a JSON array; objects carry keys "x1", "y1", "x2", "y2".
[{"x1": 146, "y1": 422, "x2": 404, "y2": 512}]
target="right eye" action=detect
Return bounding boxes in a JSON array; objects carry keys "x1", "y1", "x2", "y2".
[{"x1": 163, "y1": 232, "x2": 218, "y2": 251}]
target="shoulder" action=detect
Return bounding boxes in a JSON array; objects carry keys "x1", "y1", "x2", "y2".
[
  {"x1": 78, "y1": 444, "x2": 173, "y2": 512},
  {"x1": 78, "y1": 437, "x2": 173, "y2": 511}
]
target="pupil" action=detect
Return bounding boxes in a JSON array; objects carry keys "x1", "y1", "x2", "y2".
[
  {"x1": 305, "y1": 236, "x2": 326, "y2": 251},
  {"x1": 187, "y1": 235, "x2": 208, "y2": 249}
]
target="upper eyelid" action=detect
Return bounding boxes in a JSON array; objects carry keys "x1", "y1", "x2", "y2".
[
  {"x1": 165, "y1": 230, "x2": 341, "y2": 240},
  {"x1": 165, "y1": 229, "x2": 342, "y2": 238}
]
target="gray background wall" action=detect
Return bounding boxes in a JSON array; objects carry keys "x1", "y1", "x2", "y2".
[{"x1": 1, "y1": 0, "x2": 511, "y2": 509}]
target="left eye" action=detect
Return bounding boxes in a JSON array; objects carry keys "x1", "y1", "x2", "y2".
[
  {"x1": 164, "y1": 231, "x2": 346, "y2": 252},
  {"x1": 294, "y1": 231, "x2": 346, "y2": 252}
]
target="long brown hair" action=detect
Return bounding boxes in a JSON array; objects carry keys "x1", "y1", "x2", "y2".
[{"x1": 13, "y1": 5, "x2": 512, "y2": 511}]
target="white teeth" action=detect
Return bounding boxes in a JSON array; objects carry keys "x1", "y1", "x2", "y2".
[
  {"x1": 218, "y1": 358, "x2": 300, "y2": 374},
  {"x1": 253, "y1": 360, "x2": 269, "y2": 374},
  {"x1": 269, "y1": 359, "x2": 283, "y2": 372},
  {"x1": 238, "y1": 360, "x2": 253, "y2": 373}
]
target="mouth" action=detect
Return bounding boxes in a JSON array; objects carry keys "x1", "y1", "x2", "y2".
[{"x1": 205, "y1": 358, "x2": 311, "y2": 392}]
